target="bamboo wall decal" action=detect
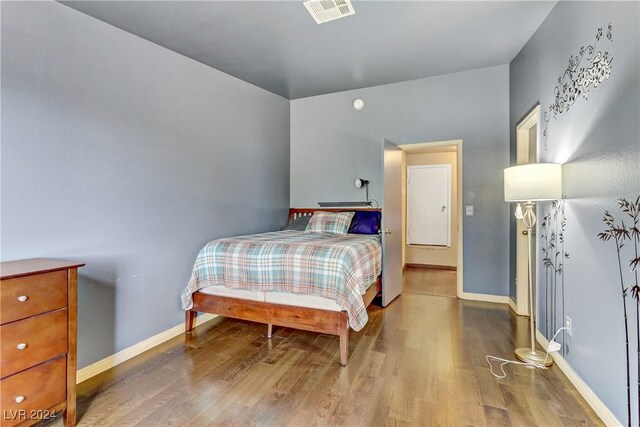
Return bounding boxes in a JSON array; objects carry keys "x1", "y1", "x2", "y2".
[
  {"x1": 541, "y1": 200, "x2": 569, "y2": 352},
  {"x1": 598, "y1": 196, "x2": 640, "y2": 427},
  {"x1": 621, "y1": 198, "x2": 640, "y2": 424}
]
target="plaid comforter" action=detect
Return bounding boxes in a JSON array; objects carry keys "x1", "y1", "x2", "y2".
[{"x1": 181, "y1": 230, "x2": 382, "y2": 331}]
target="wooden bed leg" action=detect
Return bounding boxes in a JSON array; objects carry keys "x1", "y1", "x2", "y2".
[
  {"x1": 185, "y1": 310, "x2": 196, "y2": 333},
  {"x1": 339, "y1": 312, "x2": 349, "y2": 366},
  {"x1": 267, "y1": 323, "x2": 273, "y2": 338}
]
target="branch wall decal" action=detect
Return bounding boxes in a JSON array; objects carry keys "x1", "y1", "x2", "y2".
[{"x1": 543, "y1": 24, "x2": 614, "y2": 151}]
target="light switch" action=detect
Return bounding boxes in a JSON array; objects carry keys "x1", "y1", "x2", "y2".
[{"x1": 465, "y1": 205, "x2": 474, "y2": 216}]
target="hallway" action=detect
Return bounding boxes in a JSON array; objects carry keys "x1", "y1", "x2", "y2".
[{"x1": 403, "y1": 266, "x2": 457, "y2": 298}]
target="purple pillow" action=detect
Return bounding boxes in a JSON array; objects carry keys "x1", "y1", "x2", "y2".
[{"x1": 348, "y1": 211, "x2": 381, "y2": 235}]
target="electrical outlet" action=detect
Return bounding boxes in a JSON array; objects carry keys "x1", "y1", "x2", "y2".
[
  {"x1": 465, "y1": 205, "x2": 474, "y2": 216},
  {"x1": 565, "y1": 316, "x2": 572, "y2": 337}
]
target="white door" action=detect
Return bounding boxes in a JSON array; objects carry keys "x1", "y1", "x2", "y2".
[
  {"x1": 406, "y1": 165, "x2": 451, "y2": 247},
  {"x1": 382, "y1": 140, "x2": 403, "y2": 306}
]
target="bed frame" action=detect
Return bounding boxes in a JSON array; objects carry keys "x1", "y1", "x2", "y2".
[{"x1": 185, "y1": 207, "x2": 382, "y2": 366}]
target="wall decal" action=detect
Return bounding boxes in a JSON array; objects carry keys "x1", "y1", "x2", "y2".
[
  {"x1": 543, "y1": 24, "x2": 614, "y2": 151},
  {"x1": 598, "y1": 196, "x2": 640, "y2": 427},
  {"x1": 541, "y1": 200, "x2": 570, "y2": 354}
]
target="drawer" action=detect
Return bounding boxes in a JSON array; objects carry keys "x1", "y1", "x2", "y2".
[
  {"x1": 0, "y1": 356, "x2": 66, "y2": 427},
  {"x1": 1, "y1": 270, "x2": 67, "y2": 324},
  {"x1": 1, "y1": 309, "x2": 68, "y2": 379}
]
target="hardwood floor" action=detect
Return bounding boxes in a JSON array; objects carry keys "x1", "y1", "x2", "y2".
[
  {"x1": 403, "y1": 266, "x2": 457, "y2": 298},
  {"x1": 44, "y1": 288, "x2": 602, "y2": 426}
]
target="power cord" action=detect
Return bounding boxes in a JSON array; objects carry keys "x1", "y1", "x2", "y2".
[{"x1": 486, "y1": 327, "x2": 567, "y2": 379}]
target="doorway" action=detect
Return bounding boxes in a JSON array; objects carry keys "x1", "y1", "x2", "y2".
[
  {"x1": 397, "y1": 140, "x2": 463, "y2": 298},
  {"x1": 514, "y1": 106, "x2": 541, "y2": 315}
]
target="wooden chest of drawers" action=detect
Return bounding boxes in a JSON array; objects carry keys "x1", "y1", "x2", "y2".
[{"x1": 1, "y1": 259, "x2": 84, "y2": 427}]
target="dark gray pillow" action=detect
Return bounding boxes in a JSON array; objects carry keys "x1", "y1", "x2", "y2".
[{"x1": 281, "y1": 215, "x2": 311, "y2": 231}]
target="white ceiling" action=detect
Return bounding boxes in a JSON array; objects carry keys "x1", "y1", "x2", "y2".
[{"x1": 60, "y1": 1, "x2": 557, "y2": 99}]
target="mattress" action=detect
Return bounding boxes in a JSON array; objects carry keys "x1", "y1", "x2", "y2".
[
  {"x1": 182, "y1": 230, "x2": 382, "y2": 330},
  {"x1": 197, "y1": 280, "x2": 378, "y2": 312}
]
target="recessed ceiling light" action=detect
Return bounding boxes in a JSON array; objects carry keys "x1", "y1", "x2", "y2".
[
  {"x1": 353, "y1": 98, "x2": 364, "y2": 110},
  {"x1": 304, "y1": 0, "x2": 355, "y2": 25}
]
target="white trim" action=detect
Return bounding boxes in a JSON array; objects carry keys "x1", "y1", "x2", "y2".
[
  {"x1": 507, "y1": 297, "x2": 518, "y2": 314},
  {"x1": 76, "y1": 313, "x2": 217, "y2": 384},
  {"x1": 516, "y1": 105, "x2": 541, "y2": 134},
  {"x1": 459, "y1": 292, "x2": 509, "y2": 304},
  {"x1": 398, "y1": 139, "x2": 462, "y2": 151},
  {"x1": 536, "y1": 331, "x2": 622, "y2": 427},
  {"x1": 515, "y1": 105, "x2": 541, "y2": 317},
  {"x1": 398, "y1": 139, "x2": 464, "y2": 299}
]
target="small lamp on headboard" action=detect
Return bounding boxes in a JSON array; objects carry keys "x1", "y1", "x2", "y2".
[{"x1": 318, "y1": 178, "x2": 372, "y2": 207}]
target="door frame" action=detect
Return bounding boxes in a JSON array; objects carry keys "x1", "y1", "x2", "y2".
[
  {"x1": 514, "y1": 105, "x2": 541, "y2": 316},
  {"x1": 398, "y1": 139, "x2": 463, "y2": 298}
]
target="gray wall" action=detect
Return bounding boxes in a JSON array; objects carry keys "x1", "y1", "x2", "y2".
[
  {"x1": 510, "y1": 1, "x2": 640, "y2": 422},
  {"x1": 1, "y1": 1, "x2": 290, "y2": 368},
  {"x1": 290, "y1": 65, "x2": 510, "y2": 296}
]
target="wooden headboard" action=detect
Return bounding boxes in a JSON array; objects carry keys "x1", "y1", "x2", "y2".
[{"x1": 288, "y1": 208, "x2": 381, "y2": 223}]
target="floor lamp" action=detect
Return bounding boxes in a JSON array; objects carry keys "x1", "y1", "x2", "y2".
[{"x1": 504, "y1": 163, "x2": 562, "y2": 367}]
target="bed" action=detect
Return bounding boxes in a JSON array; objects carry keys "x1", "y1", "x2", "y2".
[{"x1": 181, "y1": 208, "x2": 382, "y2": 366}]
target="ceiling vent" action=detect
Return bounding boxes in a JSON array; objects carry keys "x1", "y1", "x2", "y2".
[{"x1": 303, "y1": 0, "x2": 355, "y2": 24}]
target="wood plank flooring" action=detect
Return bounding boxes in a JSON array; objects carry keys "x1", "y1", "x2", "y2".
[
  {"x1": 42, "y1": 275, "x2": 602, "y2": 426},
  {"x1": 403, "y1": 266, "x2": 457, "y2": 298}
]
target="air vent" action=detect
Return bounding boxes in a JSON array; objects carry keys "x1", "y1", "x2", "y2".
[{"x1": 303, "y1": 0, "x2": 355, "y2": 24}]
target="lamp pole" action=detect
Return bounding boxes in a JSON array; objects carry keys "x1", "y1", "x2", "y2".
[{"x1": 514, "y1": 201, "x2": 553, "y2": 367}]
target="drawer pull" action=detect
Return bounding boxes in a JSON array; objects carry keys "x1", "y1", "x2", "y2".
[
  {"x1": 16, "y1": 343, "x2": 27, "y2": 350},
  {"x1": 17, "y1": 295, "x2": 28, "y2": 302},
  {"x1": 15, "y1": 395, "x2": 25, "y2": 404}
]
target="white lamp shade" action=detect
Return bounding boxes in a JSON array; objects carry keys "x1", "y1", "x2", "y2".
[{"x1": 504, "y1": 163, "x2": 562, "y2": 202}]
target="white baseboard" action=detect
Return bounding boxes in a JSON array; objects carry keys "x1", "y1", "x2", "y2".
[
  {"x1": 459, "y1": 292, "x2": 509, "y2": 304},
  {"x1": 76, "y1": 313, "x2": 217, "y2": 384},
  {"x1": 536, "y1": 331, "x2": 621, "y2": 426},
  {"x1": 507, "y1": 297, "x2": 518, "y2": 313}
]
